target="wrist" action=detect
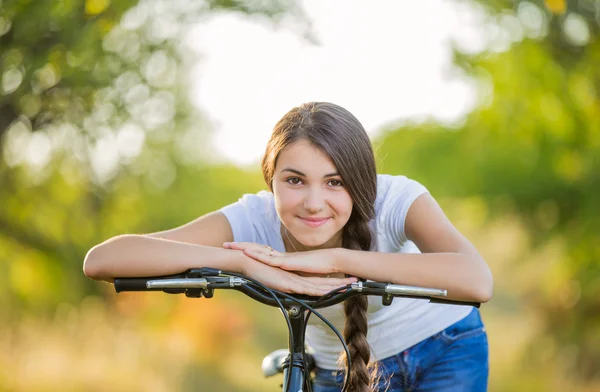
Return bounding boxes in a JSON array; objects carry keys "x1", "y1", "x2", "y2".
[
  {"x1": 331, "y1": 248, "x2": 347, "y2": 273},
  {"x1": 230, "y1": 249, "x2": 251, "y2": 275}
]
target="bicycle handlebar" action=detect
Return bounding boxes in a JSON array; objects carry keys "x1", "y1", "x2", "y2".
[{"x1": 113, "y1": 268, "x2": 480, "y2": 308}]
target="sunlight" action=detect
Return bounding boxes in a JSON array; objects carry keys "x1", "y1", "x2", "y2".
[{"x1": 188, "y1": 0, "x2": 481, "y2": 166}]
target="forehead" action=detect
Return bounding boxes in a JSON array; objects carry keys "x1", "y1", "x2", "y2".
[{"x1": 276, "y1": 140, "x2": 337, "y2": 173}]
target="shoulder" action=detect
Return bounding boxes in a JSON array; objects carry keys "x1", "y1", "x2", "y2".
[
  {"x1": 234, "y1": 190, "x2": 274, "y2": 211},
  {"x1": 373, "y1": 174, "x2": 430, "y2": 247},
  {"x1": 221, "y1": 190, "x2": 276, "y2": 221},
  {"x1": 219, "y1": 190, "x2": 279, "y2": 244},
  {"x1": 375, "y1": 174, "x2": 428, "y2": 207}
]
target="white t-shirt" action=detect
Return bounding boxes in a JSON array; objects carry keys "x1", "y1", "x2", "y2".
[{"x1": 220, "y1": 174, "x2": 472, "y2": 369}]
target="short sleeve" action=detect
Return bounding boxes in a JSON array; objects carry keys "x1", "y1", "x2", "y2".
[
  {"x1": 376, "y1": 175, "x2": 429, "y2": 248},
  {"x1": 219, "y1": 191, "x2": 275, "y2": 244}
]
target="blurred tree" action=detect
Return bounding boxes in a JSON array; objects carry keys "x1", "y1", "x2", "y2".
[
  {"x1": 377, "y1": 0, "x2": 599, "y2": 387},
  {"x1": 0, "y1": 0, "x2": 300, "y2": 137},
  {"x1": 0, "y1": 0, "x2": 303, "y2": 311}
]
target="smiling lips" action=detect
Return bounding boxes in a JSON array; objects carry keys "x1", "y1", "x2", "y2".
[{"x1": 299, "y1": 216, "x2": 331, "y2": 228}]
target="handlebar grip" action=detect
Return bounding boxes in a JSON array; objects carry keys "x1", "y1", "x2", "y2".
[
  {"x1": 114, "y1": 278, "x2": 152, "y2": 292},
  {"x1": 114, "y1": 272, "x2": 190, "y2": 293},
  {"x1": 429, "y1": 297, "x2": 481, "y2": 308}
]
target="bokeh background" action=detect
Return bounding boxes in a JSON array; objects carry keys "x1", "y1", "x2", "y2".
[{"x1": 1, "y1": 0, "x2": 599, "y2": 391}]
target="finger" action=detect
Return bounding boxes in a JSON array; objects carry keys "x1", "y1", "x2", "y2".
[
  {"x1": 300, "y1": 278, "x2": 357, "y2": 295},
  {"x1": 224, "y1": 242, "x2": 249, "y2": 250},
  {"x1": 245, "y1": 249, "x2": 282, "y2": 266},
  {"x1": 244, "y1": 249, "x2": 283, "y2": 267},
  {"x1": 285, "y1": 281, "x2": 328, "y2": 296},
  {"x1": 275, "y1": 274, "x2": 322, "y2": 296},
  {"x1": 228, "y1": 242, "x2": 272, "y2": 255},
  {"x1": 272, "y1": 258, "x2": 329, "y2": 274},
  {"x1": 250, "y1": 243, "x2": 277, "y2": 255},
  {"x1": 288, "y1": 276, "x2": 347, "y2": 296},
  {"x1": 304, "y1": 276, "x2": 357, "y2": 286},
  {"x1": 226, "y1": 242, "x2": 254, "y2": 250},
  {"x1": 274, "y1": 269, "x2": 352, "y2": 296}
]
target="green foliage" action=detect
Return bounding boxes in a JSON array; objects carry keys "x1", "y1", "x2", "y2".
[
  {"x1": 377, "y1": 1, "x2": 600, "y2": 386},
  {"x1": 1, "y1": 0, "x2": 136, "y2": 131}
]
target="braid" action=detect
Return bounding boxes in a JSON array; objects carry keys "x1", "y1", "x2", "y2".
[{"x1": 340, "y1": 217, "x2": 379, "y2": 392}]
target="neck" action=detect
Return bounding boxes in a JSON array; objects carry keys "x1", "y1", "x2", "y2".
[{"x1": 281, "y1": 225, "x2": 343, "y2": 252}]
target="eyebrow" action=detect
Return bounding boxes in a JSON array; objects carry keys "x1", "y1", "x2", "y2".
[{"x1": 281, "y1": 168, "x2": 339, "y2": 178}]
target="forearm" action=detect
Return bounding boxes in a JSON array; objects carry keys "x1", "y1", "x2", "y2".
[
  {"x1": 333, "y1": 249, "x2": 493, "y2": 303},
  {"x1": 83, "y1": 234, "x2": 246, "y2": 282}
]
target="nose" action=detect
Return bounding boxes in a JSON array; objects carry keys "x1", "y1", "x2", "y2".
[{"x1": 303, "y1": 186, "x2": 325, "y2": 213}]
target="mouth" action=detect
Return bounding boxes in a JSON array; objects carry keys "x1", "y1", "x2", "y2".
[{"x1": 298, "y1": 216, "x2": 331, "y2": 228}]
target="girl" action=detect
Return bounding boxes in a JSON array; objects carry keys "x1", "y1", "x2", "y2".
[{"x1": 84, "y1": 102, "x2": 493, "y2": 392}]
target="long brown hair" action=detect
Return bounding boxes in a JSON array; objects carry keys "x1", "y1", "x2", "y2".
[{"x1": 261, "y1": 102, "x2": 378, "y2": 391}]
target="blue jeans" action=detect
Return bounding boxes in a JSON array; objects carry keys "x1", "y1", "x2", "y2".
[{"x1": 312, "y1": 308, "x2": 488, "y2": 392}]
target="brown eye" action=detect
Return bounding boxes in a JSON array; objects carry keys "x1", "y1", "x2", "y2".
[
  {"x1": 287, "y1": 177, "x2": 303, "y2": 185},
  {"x1": 328, "y1": 179, "x2": 344, "y2": 187}
]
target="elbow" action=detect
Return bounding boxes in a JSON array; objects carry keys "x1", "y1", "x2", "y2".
[
  {"x1": 473, "y1": 266, "x2": 494, "y2": 303},
  {"x1": 83, "y1": 244, "x2": 105, "y2": 279},
  {"x1": 474, "y1": 284, "x2": 493, "y2": 304},
  {"x1": 83, "y1": 234, "x2": 135, "y2": 279}
]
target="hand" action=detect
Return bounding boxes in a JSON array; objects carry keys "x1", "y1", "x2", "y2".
[
  {"x1": 223, "y1": 241, "x2": 286, "y2": 258},
  {"x1": 243, "y1": 258, "x2": 355, "y2": 296},
  {"x1": 224, "y1": 241, "x2": 339, "y2": 275},
  {"x1": 223, "y1": 242, "x2": 355, "y2": 296}
]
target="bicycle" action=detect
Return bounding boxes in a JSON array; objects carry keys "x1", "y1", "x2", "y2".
[{"x1": 114, "y1": 268, "x2": 480, "y2": 391}]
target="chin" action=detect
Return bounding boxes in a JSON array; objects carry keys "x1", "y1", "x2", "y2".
[
  {"x1": 299, "y1": 238, "x2": 327, "y2": 248},
  {"x1": 295, "y1": 232, "x2": 333, "y2": 248}
]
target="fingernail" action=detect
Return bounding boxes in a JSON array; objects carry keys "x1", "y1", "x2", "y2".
[{"x1": 223, "y1": 242, "x2": 230, "y2": 246}]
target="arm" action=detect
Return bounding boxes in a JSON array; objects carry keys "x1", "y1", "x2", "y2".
[
  {"x1": 84, "y1": 237, "x2": 249, "y2": 281},
  {"x1": 334, "y1": 193, "x2": 493, "y2": 302},
  {"x1": 83, "y1": 211, "x2": 241, "y2": 281},
  {"x1": 83, "y1": 211, "x2": 356, "y2": 295}
]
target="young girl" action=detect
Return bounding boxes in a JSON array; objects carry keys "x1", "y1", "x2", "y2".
[{"x1": 84, "y1": 102, "x2": 493, "y2": 392}]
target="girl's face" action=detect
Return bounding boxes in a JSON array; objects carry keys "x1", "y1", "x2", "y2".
[{"x1": 272, "y1": 139, "x2": 353, "y2": 250}]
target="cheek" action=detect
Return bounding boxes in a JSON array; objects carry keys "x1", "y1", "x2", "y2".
[
  {"x1": 274, "y1": 187, "x2": 301, "y2": 216},
  {"x1": 332, "y1": 192, "x2": 353, "y2": 219}
]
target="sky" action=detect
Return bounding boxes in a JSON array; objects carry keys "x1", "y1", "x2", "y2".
[{"x1": 186, "y1": 0, "x2": 487, "y2": 166}]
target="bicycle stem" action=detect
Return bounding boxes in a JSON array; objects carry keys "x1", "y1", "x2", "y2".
[{"x1": 281, "y1": 305, "x2": 311, "y2": 391}]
